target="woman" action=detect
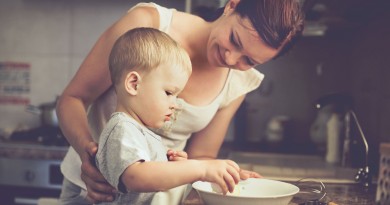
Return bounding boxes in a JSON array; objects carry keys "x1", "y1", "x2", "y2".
[{"x1": 56, "y1": 0, "x2": 304, "y2": 204}]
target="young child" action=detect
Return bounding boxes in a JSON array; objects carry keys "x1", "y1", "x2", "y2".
[{"x1": 92, "y1": 28, "x2": 241, "y2": 204}]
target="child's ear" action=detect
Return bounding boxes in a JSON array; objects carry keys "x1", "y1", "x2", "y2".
[{"x1": 124, "y1": 71, "x2": 141, "y2": 95}]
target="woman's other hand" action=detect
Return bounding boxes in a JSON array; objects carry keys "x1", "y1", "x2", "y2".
[
  {"x1": 239, "y1": 169, "x2": 262, "y2": 180},
  {"x1": 80, "y1": 142, "x2": 117, "y2": 203},
  {"x1": 167, "y1": 149, "x2": 188, "y2": 161}
]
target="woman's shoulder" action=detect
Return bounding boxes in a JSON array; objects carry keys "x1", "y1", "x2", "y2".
[
  {"x1": 123, "y1": 3, "x2": 195, "y2": 30},
  {"x1": 219, "y1": 69, "x2": 264, "y2": 108},
  {"x1": 122, "y1": 3, "x2": 204, "y2": 37},
  {"x1": 114, "y1": 3, "x2": 161, "y2": 30}
]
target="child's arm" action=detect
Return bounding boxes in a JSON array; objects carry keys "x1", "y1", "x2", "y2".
[
  {"x1": 166, "y1": 150, "x2": 262, "y2": 180},
  {"x1": 120, "y1": 159, "x2": 240, "y2": 195}
]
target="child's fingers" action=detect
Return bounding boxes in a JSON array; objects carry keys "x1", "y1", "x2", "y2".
[
  {"x1": 223, "y1": 173, "x2": 236, "y2": 193},
  {"x1": 166, "y1": 149, "x2": 174, "y2": 155},
  {"x1": 226, "y1": 164, "x2": 241, "y2": 184},
  {"x1": 226, "y1": 160, "x2": 240, "y2": 172},
  {"x1": 215, "y1": 178, "x2": 228, "y2": 195},
  {"x1": 175, "y1": 150, "x2": 188, "y2": 159},
  {"x1": 169, "y1": 156, "x2": 187, "y2": 161}
]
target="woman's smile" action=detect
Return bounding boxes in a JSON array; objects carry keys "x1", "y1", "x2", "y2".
[{"x1": 217, "y1": 45, "x2": 227, "y2": 67}]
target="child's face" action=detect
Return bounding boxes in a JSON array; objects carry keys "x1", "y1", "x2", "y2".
[{"x1": 134, "y1": 63, "x2": 189, "y2": 128}]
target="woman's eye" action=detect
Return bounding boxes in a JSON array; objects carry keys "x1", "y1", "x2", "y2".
[
  {"x1": 245, "y1": 57, "x2": 255, "y2": 66},
  {"x1": 230, "y1": 33, "x2": 239, "y2": 47}
]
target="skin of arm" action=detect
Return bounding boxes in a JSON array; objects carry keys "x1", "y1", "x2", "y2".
[
  {"x1": 185, "y1": 95, "x2": 261, "y2": 179},
  {"x1": 121, "y1": 159, "x2": 241, "y2": 195},
  {"x1": 185, "y1": 95, "x2": 245, "y2": 159},
  {"x1": 57, "y1": 6, "x2": 157, "y2": 160},
  {"x1": 55, "y1": 7, "x2": 160, "y2": 203}
]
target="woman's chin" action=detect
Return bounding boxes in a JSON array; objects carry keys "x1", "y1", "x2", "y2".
[{"x1": 208, "y1": 55, "x2": 223, "y2": 67}]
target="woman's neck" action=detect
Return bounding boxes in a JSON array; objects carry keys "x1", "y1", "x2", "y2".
[
  {"x1": 171, "y1": 12, "x2": 214, "y2": 70},
  {"x1": 187, "y1": 22, "x2": 213, "y2": 69}
]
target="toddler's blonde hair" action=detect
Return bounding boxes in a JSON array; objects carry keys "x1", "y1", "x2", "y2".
[{"x1": 109, "y1": 27, "x2": 191, "y2": 85}]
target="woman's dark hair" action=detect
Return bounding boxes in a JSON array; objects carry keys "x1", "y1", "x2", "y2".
[{"x1": 209, "y1": 0, "x2": 305, "y2": 59}]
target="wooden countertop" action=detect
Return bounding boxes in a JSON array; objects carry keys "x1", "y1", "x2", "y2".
[{"x1": 182, "y1": 182, "x2": 377, "y2": 205}]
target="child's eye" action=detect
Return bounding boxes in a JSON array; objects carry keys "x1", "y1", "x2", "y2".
[{"x1": 165, "y1": 91, "x2": 173, "y2": 96}]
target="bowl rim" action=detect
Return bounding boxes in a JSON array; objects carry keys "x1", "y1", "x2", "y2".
[{"x1": 192, "y1": 178, "x2": 300, "y2": 199}]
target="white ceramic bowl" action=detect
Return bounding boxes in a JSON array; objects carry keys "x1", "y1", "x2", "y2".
[{"x1": 192, "y1": 178, "x2": 299, "y2": 205}]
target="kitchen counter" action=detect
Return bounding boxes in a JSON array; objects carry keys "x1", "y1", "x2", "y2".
[
  {"x1": 182, "y1": 151, "x2": 378, "y2": 204},
  {"x1": 226, "y1": 151, "x2": 361, "y2": 184},
  {"x1": 182, "y1": 182, "x2": 377, "y2": 205},
  {"x1": 0, "y1": 141, "x2": 68, "y2": 160}
]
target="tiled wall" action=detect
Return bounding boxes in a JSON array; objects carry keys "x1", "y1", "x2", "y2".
[{"x1": 0, "y1": 0, "x2": 184, "y2": 132}]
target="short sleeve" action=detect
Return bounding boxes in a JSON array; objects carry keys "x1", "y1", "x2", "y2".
[
  {"x1": 95, "y1": 121, "x2": 151, "y2": 192},
  {"x1": 219, "y1": 68, "x2": 264, "y2": 108}
]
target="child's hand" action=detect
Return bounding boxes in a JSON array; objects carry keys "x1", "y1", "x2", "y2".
[
  {"x1": 199, "y1": 160, "x2": 241, "y2": 195},
  {"x1": 167, "y1": 149, "x2": 188, "y2": 161}
]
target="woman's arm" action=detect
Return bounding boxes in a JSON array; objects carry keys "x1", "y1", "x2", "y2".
[
  {"x1": 185, "y1": 95, "x2": 261, "y2": 179},
  {"x1": 56, "y1": 6, "x2": 159, "y2": 203},
  {"x1": 57, "y1": 6, "x2": 158, "y2": 154},
  {"x1": 121, "y1": 159, "x2": 241, "y2": 195},
  {"x1": 185, "y1": 95, "x2": 245, "y2": 159},
  {"x1": 56, "y1": 24, "x2": 117, "y2": 203}
]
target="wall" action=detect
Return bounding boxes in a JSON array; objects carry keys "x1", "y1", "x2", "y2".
[
  {"x1": 239, "y1": 36, "x2": 352, "y2": 147},
  {"x1": 348, "y1": 8, "x2": 390, "y2": 168},
  {"x1": 235, "y1": 1, "x2": 390, "y2": 171},
  {"x1": 0, "y1": 0, "x2": 184, "y2": 134}
]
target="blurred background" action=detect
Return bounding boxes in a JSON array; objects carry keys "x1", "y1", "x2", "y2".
[{"x1": 0, "y1": 0, "x2": 389, "y2": 204}]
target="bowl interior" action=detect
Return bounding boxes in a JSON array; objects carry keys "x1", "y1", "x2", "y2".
[{"x1": 192, "y1": 178, "x2": 299, "y2": 198}]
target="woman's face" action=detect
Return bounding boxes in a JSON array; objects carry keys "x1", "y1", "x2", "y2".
[{"x1": 207, "y1": 10, "x2": 279, "y2": 70}]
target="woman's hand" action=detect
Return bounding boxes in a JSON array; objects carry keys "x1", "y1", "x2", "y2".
[
  {"x1": 199, "y1": 159, "x2": 241, "y2": 195},
  {"x1": 239, "y1": 169, "x2": 262, "y2": 180},
  {"x1": 167, "y1": 149, "x2": 188, "y2": 161},
  {"x1": 80, "y1": 142, "x2": 117, "y2": 203}
]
